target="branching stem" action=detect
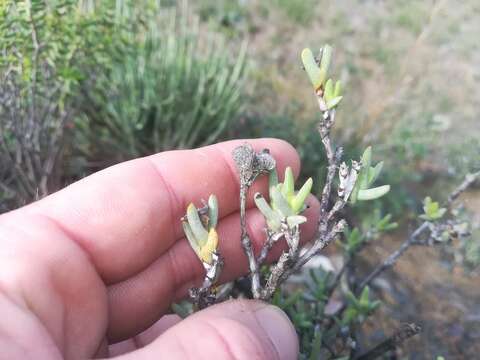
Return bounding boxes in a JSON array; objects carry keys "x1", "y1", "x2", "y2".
[{"x1": 239, "y1": 182, "x2": 262, "y2": 298}]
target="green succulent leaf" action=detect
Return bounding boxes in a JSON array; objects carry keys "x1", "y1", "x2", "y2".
[
  {"x1": 367, "y1": 161, "x2": 384, "y2": 186},
  {"x1": 359, "y1": 146, "x2": 372, "y2": 189},
  {"x1": 420, "y1": 197, "x2": 447, "y2": 221},
  {"x1": 351, "y1": 147, "x2": 390, "y2": 203},
  {"x1": 345, "y1": 290, "x2": 359, "y2": 307},
  {"x1": 318, "y1": 44, "x2": 332, "y2": 88},
  {"x1": 301, "y1": 48, "x2": 322, "y2": 90},
  {"x1": 377, "y1": 214, "x2": 398, "y2": 231},
  {"x1": 344, "y1": 227, "x2": 364, "y2": 254},
  {"x1": 207, "y1": 194, "x2": 218, "y2": 229},
  {"x1": 182, "y1": 222, "x2": 200, "y2": 254},
  {"x1": 359, "y1": 286, "x2": 370, "y2": 308},
  {"x1": 254, "y1": 193, "x2": 282, "y2": 231},
  {"x1": 287, "y1": 215, "x2": 307, "y2": 228},
  {"x1": 291, "y1": 177, "x2": 313, "y2": 214},
  {"x1": 271, "y1": 185, "x2": 295, "y2": 217},
  {"x1": 334, "y1": 80, "x2": 342, "y2": 97},
  {"x1": 282, "y1": 167, "x2": 295, "y2": 200},
  {"x1": 324, "y1": 78, "x2": 334, "y2": 100},
  {"x1": 357, "y1": 185, "x2": 391, "y2": 201},
  {"x1": 326, "y1": 95, "x2": 343, "y2": 109},
  {"x1": 269, "y1": 168, "x2": 279, "y2": 199},
  {"x1": 186, "y1": 203, "x2": 208, "y2": 245}
]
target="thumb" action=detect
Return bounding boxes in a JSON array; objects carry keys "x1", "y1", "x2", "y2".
[{"x1": 113, "y1": 299, "x2": 298, "y2": 360}]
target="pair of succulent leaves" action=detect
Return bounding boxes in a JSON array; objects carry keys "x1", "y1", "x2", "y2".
[
  {"x1": 301, "y1": 45, "x2": 343, "y2": 110},
  {"x1": 182, "y1": 195, "x2": 219, "y2": 265},
  {"x1": 351, "y1": 146, "x2": 390, "y2": 203}
]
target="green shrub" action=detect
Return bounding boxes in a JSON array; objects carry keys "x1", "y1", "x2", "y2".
[
  {"x1": 76, "y1": 6, "x2": 247, "y2": 167},
  {"x1": 0, "y1": 1, "x2": 247, "y2": 208},
  {"x1": 0, "y1": 0, "x2": 120, "y2": 209}
]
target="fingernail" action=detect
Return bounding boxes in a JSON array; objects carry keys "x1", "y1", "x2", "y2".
[{"x1": 254, "y1": 305, "x2": 298, "y2": 359}]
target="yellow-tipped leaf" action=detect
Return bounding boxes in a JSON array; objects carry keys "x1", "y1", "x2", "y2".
[
  {"x1": 199, "y1": 228, "x2": 219, "y2": 264},
  {"x1": 187, "y1": 203, "x2": 208, "y2": 246}
]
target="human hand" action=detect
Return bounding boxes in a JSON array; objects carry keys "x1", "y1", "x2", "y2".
[{"x1": 0, "y1": 139, "x2": 320, "y2": 359}]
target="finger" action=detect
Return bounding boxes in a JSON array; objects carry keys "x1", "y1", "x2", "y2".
[
  {"x1": 108, "y1": 315, "x2": 181, "y2": 357},
  {"x1": 19, "y1": 139, "x2": 300, "y2": 284},
  {"x1": 0, "y1": 214, "x2": 107, "y2": 359},
  {"x1": 107, "y1": 195, "x2": 320, "y2": 342},
  {"x1": 109, "y1": 300, "x2": 298, "y2": 360}
]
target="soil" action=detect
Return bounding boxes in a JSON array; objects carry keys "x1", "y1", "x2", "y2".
[{"x1": 355, "y1": 190, "x2": 480, "y2": 359}]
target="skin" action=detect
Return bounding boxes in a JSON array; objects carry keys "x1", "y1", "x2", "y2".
[{"x1": 0, "y1": 138, "x2": 320, "y2": 360}]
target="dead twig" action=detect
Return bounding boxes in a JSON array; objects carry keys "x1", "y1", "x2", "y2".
[
  {"x1": 232, "y1": 144, "x2": 276, "y2": 299},
  {"x1": 354, "y1": 323, "x2": 421, "y2": 360},
  {"x1": 358, "y1": 171, "x2": 479, "y2": 293}
]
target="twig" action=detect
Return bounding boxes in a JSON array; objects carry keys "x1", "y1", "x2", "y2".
[
  {"x1": 317, "y1": 108, "x2": 344, "y2": 237},
  {"x1": 257, "y1": 230, "x2": 282, "y2": 266},
  {"x1": 359, "y1": 171, "x2": 480, "y2": 292},
  {"x1": 233, "y1": 144, "x2": 276, "y2": 298},
  {"x1": 354, "y1": 323, "x2": 421, "y2": 360},
  {"x1": 189, "y1": 253, "x2": 224, "y2": 310},
  {"x1": 240, "y1": 181, "x2": 262, "y2": 297},
  {"x1": 273, "y1": 220, "x2": 347, "y2": 288},
  {"x1": 447, "y1": 171, "x2": 480, "y2": 207},
  {"x1": 358, "y1": 222, "x2": 429, "y2": 292},
  {"x1": 261, "y1": 225, "x2": 301, "y2": 299}
]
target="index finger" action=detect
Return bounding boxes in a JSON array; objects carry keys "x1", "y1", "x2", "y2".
[{"x1": 19, "y1": 138, "x2": 301, "y2": 283}]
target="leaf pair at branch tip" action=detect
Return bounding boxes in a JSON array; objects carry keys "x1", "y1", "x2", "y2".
[
  {"x1": 350, "y1": 146, "x2": 391, "y2": 204},
  {"x1": 420, "y1": 196, "x2": 446, "y2": 221},
  {"x1": 183, "y1": 194, "x2": 219, "y2": 264},
  {"x1": 301, "y1": 45, "x2": 343, "y2": 109},
  {"x1": 255, "y1": 166, "x2": 313, "y2": 231}
]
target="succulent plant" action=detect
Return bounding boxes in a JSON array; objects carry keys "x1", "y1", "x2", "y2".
[
  {"x1": 301, "y1": 45, "x2": 343, "y2": 110},
  {"x1": 182, "y1": 195, "x2": 219, "y2": 265},
  {"x1": 420, "y1": 196, "x2": 446, "y2": 221},
  {"x1": 254, "y1": 167, "x2": 313, "y2": 232},
  {"x1": 350, "y1": 146, "x2": 390, "y2": 203}
]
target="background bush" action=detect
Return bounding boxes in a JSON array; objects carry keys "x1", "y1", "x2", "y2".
[
  {"x1": 76, "y1": 5, "x2": 246, "y2": 169},
  {"x1": 0, "y1": 0, "x2": 246, "y2": 206},
  {"x1": 0, "y1": 0, "x2": 121, "y2": 209}
]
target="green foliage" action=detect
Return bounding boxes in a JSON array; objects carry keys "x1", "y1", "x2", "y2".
[
  {"x1": 0, "y1": 0, "x2": 120, "y2": 208},
  {"x1": 342, "y1": 287, "x2": 380, "y2": 325},
  {"x1": 272, "y1": 267, "x2": 383, "y2": 358},
  {"x1": 342, "y1": 228, "x2": 365, "y2": 256},
  {"x1": 351, "y1": 147, "x2": 391, "y2": 204},
  {"x1": 0, "y1": 1, "x2": 247, "y2": 210},
  {"x1": 301, "y1": 45, "x2": 343, "y2": 110},
  {"x1": 76, "y1": 7, "x2": 246, "y2": 166},
  {"x1": 183, "y1": 195, "x2": 219, "y2": 265},
  {"x1": 362, "y1": 209, "x2": 399, "y2": 235},
  {"x1": 420, "y1": 196, "x2": 447, "y2": 221},
  {"x1": 255, "y1": 167, "x2": 312, "y2": 231},
  {"x1": 341, "y1": 209, "x2": 397, "y2": 257},
  {"x1": 272, "y1": 269, "x2": 334, "y2": 359}
]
